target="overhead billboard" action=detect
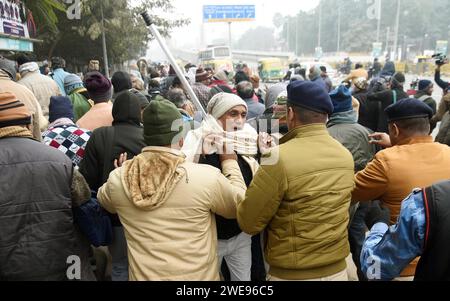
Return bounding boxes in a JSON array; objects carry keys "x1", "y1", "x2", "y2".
[
  {"x1": 0, "y1": 0, "x2": 30, "y2": 38},
  {"x1": 203, "y1": 5, "x2": 255, "y2": 23},
  {"x1": 372, "y1": 42, "x2": 383, "y2": 58},
  {"x1": 436, "y1": 40, "x2": 448, "y2": 55}
]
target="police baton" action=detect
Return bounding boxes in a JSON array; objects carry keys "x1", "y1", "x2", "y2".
[{"x1": 141, "y1": 12, "x2": 207, "y2": 118}]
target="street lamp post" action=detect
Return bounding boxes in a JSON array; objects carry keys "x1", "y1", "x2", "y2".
[
  {"x1": 376, "y1": 0, "x2": 382, "y2": 43},
  {"x1": 286, "y1": 19, "x2": 290, "y2": 51},
  {"x1": 100, "y1": 2, "x2": 109, "y2": 78},
  {"x1": 337, "y1": 5, "x2": 341, "y2": 53},
  {"x1": 385, "y1": 26, "x2": 390, "y2": 57},
  {"x1": 228, "y1": 22, "x2": 232, "y2": 50},
  {"x1": 393, "y1": 0, "x2": 402, "y2": 61},
  {"x1": 295, "y1": 15, "x2": 299, "y2": 56},
  {"x1": 318, "y1": 1, "x2": 322, "y2": 48},
  {"x1": 402, "y1": 35, "x2": 407, "y2": 61}
]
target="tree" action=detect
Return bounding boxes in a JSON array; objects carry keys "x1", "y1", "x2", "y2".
[
  {"x1": 23, "y1": 0, "x2": 66, "y2": 34},
  {"x1": 273, "y1": 0, "x2": 450, "y2": 56},
  {"x1": 32, "y1": 0, "x2": 189, "y2": 69},
  {"x1": 272, "y1": 13, "x2": 284, "y2": 28}
]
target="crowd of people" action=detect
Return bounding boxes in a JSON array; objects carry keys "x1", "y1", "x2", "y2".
[{"x1": 1, "y1": 52, "x2": 450, "y2": 281}]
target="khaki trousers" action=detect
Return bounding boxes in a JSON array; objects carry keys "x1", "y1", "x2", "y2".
[{"x1": 268, "y1": 269, "x2": 349, "y2": 281}]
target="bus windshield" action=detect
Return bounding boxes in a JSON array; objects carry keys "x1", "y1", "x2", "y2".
[
  {"x1": 199, "y1": 50, "x2": 213, "y2": 60},
  {"x1": 214, "y1": 47, "x2": 231, "y2": 58}
]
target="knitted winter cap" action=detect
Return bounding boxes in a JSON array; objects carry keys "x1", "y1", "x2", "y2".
[
  {"x1": 142, "y1": 98, "x2": 184, "y2": 147},
  {"x1": 0, "y1": 56, "x2": 17, "y2": 80},
  {"x1": 49, "y1": 96, "x2": 74, "y2": 123},
  {"x1": 64, "y1": 74, "x2": 84, "y2": 95},
  {"x1": 418, "y1": 80, "x2": 433, "y2": 91},
  {"x1": 329, "y1": 85, "x2": 353, "y2": 114},
  {"x1": 83, "y1": 71, "x2": 112, "y2": 103},
  {"x1": 0, "y1": 92, "x2": 31, "y2": 128},
  {"x1": 207, "y1": 92, "x2": 248, "y2": 119},
  {"x1": 213, "y1": 70, "x2": 228, "y2": 82}
]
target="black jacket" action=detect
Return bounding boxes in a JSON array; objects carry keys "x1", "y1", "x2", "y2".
[
  {"x1": 0, "y1": 138, "x2": 76, "y2": 280},
  {"x1": 415, "y1": 181, "x2": 450, "y2": 281},
  {"x1": 199, "y1": 154, "x2": 253, "y2": 240},
  {"x1": 354, "y1": 90, "x2": 379, "y2": 132},
  {"x1": 367, "y1": 88, "x2": 409, "y2": 133},
  {"x1": 380, "y1": 62, "x2": 396, "y2": 77},
  {"x1": 79, "y1": 93, "x2": 146, "y2": 192},
  {"x1": 435, "y1": 70, "x2": 449, "y2": 91}
]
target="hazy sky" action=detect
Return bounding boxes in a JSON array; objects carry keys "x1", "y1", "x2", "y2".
[
  {"x1": 170, "y1": 0, "x2": 319, "y2": 44},
  {"x1": 138, "y1": 0, "x2": 320, "y2": 60}
]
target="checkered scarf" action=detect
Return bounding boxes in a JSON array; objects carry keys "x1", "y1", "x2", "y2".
[{"x1": 42, "y1": 124, "x2": 92, "y2": 166}]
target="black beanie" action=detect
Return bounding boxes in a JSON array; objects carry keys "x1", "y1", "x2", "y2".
[
  {"x1": 17, "y1": 54, "x2": 32, "y2": 67},
  {"x1": 111, "y1": 71, "x2": 132, "y2": 94}
]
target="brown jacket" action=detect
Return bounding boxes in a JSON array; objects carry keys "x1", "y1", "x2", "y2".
[
  {"x1": 98, "y1": 147, "x2": 246, "y2": 281},
  {"x1": 352, "y1": 136, "x2": 450, "y2": 276},
  {"x1": 434, "y1": 94, "x2": 450, "y2": 144},
  {"x1": 0, "y1": 70, "x2": 47, "y2": 140}
]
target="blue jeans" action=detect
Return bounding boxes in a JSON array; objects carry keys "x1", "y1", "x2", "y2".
[
  {"x1": 108, "y1": 226, "x2": 129, "y2": 281},
  {"x1": 348, "y1": 202, "x2": 370, "y2": 281}
]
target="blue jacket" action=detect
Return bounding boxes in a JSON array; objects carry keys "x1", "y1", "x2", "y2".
[
  {"x1": 244, "y1": 98, "x2": 265, "y2": 120},
  {"x1": 51, "y1": 68, "x2": 71, "y2": 96},
  {"x1": 361, "y1": 190, "x2": 425, "y2": 280}
]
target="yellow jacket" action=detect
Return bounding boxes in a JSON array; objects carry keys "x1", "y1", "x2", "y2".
[
  {"x1": 98, "y1": 146, "x2": 246, "y2": 281},
  {"x1": 237, "y1": 124, "x2": 355, "y2": 280}
]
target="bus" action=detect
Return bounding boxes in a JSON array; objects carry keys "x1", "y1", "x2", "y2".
[{"x1": 198, "y1": 45, "x2": 234, "y2": 74}]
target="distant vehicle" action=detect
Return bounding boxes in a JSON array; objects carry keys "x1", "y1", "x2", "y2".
[
  {"x1": 414, "y1": 55, "x2": 432, "y2": 64},
  {"x1": 198, "y1": 45, "x2": 234, "y2": 74},
  {"x1": 258, "y1": 58, "x2": 285, "y2": 82}
]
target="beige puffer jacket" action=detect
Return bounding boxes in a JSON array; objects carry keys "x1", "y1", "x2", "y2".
[{"x1": 98, "y1": 146, "x2": 247, "y2": 281}]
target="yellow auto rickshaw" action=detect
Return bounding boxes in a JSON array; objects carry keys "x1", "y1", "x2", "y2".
[{"x1": 258, "y1": 58, "x2": 285, "y2": 82}]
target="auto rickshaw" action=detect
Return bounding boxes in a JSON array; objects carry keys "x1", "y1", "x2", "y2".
[
  {"x1": 414, "y1": 56, "x2": 433, "y2": 75},
  {"x1": 258, "y1": 58, "x2": 285, "y2": 82}
]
